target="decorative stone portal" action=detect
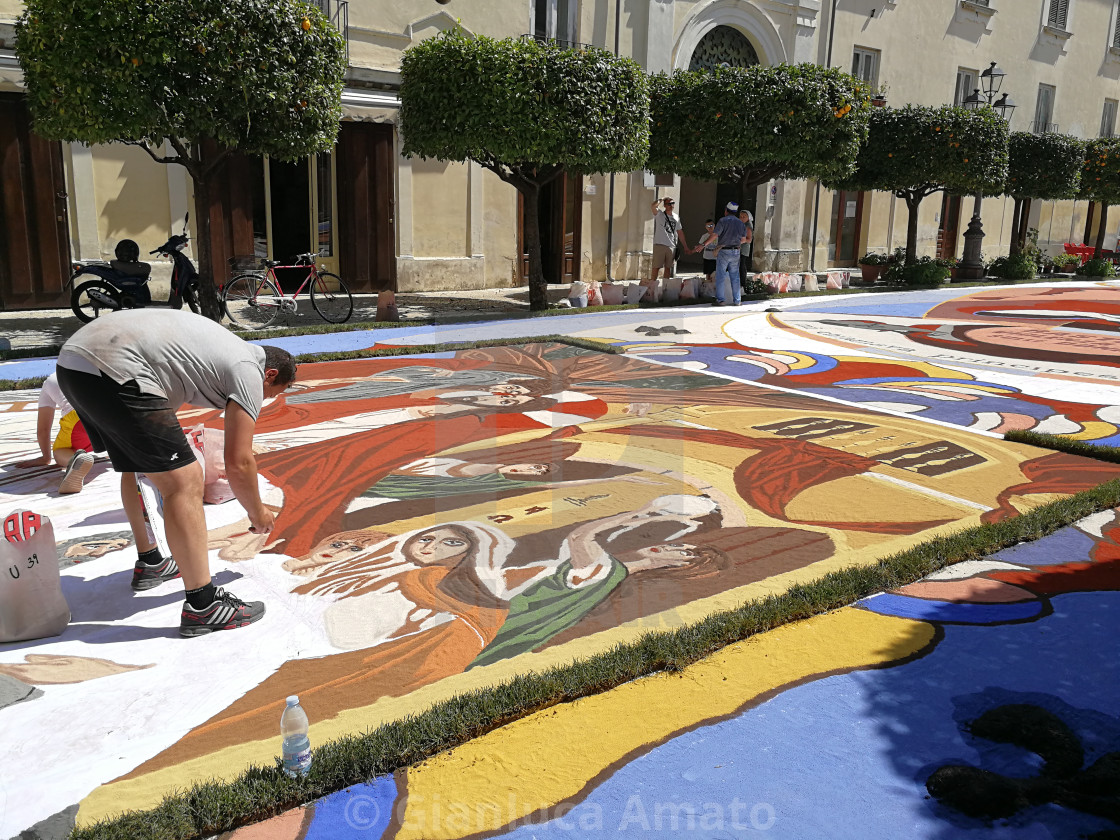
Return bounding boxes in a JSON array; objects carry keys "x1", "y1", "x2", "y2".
[{"x1": 687, "y1": 24, "x2": 760, "y2": 71}]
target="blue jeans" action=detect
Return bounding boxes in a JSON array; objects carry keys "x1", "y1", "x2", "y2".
[{"x1": 715, "y1": 249, "x2": 740, "y2": 304}]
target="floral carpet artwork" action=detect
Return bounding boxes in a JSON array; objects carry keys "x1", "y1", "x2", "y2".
[
  {"x1": 569, "y1": 285, "x2": 1120, "y2": 444},
  {"x1": 223, "y1": 506, "x2": 1120, "y2": 840},
  {"x1": 1, "y1": 338, "x2": 1116, "y2": 838}
]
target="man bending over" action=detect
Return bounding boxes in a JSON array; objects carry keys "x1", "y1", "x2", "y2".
[{"x1": 55, "y1": 309, "x2": 296, "y2": 637}]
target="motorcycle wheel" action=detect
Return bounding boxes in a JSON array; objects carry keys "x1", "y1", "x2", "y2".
[
  {"x1": 185, "y1": 281, "x2": 201, "y2": 315},
  {"x1": 71, "y1": 277, "x2": 120, "y2": 323}
]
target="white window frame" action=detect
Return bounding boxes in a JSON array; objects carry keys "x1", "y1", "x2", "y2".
[
  {"x1": 1103, "y1": 99, "x2": 1118, "y2": 138},
  {"x1": 530, "y1": 0, "x2": 577, "y2": 43},
  {"x1": 954, "y1": 68, "x2": 978, "y2": 107},
  {"x1": 851, "y1": 47, "x2": 880, "y2": 87},
  {"x1": 1035, "y1": 84, "x2": 1056, "y2": 133}
]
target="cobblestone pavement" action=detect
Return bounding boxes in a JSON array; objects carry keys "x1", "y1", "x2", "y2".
[{"x1": 0, "y1": 286, "x2": 575, "y2": 351}]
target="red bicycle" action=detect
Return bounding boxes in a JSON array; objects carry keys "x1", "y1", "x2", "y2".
[{"x1": 223, "y1": 253, "x2": 353, "y2": 329}]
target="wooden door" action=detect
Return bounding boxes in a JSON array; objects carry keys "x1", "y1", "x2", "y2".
[
  {"x1": 936, "y1": 194, "x2": 963, "y2": 261},
  {"x1": 0, "y1": 94, "x2": 71, "y2": 308},
  {"x1": 559, "y1": 173, "x2": 582, "y2": 284},
  {"x1": 337, "y1": 122, "x2": 396, "y2": 292},
  {"x1": 829, "y1": 189, "x2": 864, "y2": 267},
  {"x1": 519, "y1": 172, "x2": 582, "y2": 284},
  {"x1": 203, "y1": 144, "x2": 256, "y2": 289}
]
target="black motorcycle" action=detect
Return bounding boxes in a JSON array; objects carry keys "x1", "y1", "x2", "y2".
[{"x1": 69, "y1": 215, "x2": 201, "y2": 322}]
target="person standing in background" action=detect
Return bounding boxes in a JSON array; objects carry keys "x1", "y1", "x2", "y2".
[
  {"x1": 692, "y1": 219, "x2": 719, "y2": 290},
  {"x1": 649, "y1": 197, "x2": 692, "y2": 285},
  {"x1": 739, "y1": 206, "x2": 755, "y2": 281},
  {"x1": 712, "y1": 201, "x2": 747, "y2": 306}
]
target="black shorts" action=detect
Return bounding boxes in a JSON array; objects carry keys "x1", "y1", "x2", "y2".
[
  {"x1": 55, "y1": 366, "x2": 195, "y2": 474},
  {"x1": 703, "y1": 257, "x2": 717, "y2": 275}
]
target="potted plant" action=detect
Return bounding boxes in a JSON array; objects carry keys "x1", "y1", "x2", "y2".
[
  {"x1": 1052, "y1": 253, "x2": 1080, "y2": 275},
  {"x1": 857, "y1": 252, "x2": 888, "y2": 285},
  {"x1": 871, "y1": 83, "x2": 889, "y2": 108}
]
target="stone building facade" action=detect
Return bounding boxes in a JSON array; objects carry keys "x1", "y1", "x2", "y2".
[{"x1": 1, "y1": 0, "x2": 1117, "y2": 307}]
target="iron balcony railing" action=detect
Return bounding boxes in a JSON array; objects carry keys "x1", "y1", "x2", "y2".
[
  {"x1": 1032, "y1": 120, "x2": 1060, "y2": 134},
  {"x1": 521, "y1": 33, "x2": 598, "y2": 51}
]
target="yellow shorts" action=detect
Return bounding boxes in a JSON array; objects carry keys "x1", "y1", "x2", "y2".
[{"x1": 53, "y1": 410, "x2": 91, "y2": 452}]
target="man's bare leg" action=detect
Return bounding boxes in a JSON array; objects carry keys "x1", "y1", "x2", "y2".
[
  {"x1": 120, "y1": 472, "x2": 158, "y2": 554},
  {"x1": 144, "y1": 462, "x2": 208, "y2": 590}
]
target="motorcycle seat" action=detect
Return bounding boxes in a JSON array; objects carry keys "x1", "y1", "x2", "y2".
[{"x1": 110, "y1": 260, "x2": 152, "y2": 279}]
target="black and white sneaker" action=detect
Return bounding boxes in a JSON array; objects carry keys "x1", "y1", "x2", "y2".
[
  {"x1": 179, "y1": 588, "x2": 266, "y2": 638},
  {"x1": 59, "y1": 450, "x2": 95, "y2": 494},
  {"x1": 131, "y1": 555, "x2": 181, "y2": 591}
]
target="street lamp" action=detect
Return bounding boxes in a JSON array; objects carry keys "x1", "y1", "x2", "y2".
[{"x1": 957, "y1": 62, "x2": 1015, "y2": 280}]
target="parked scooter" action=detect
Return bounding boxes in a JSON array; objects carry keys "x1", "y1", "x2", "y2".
[{"x1": 69, "y1": 214, "x2": 201, "y2": 322}]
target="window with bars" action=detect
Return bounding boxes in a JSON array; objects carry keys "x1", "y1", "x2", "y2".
[
  {"x1": 954, "y1": 69, "x2": 977, "y2": 107},
  {"x1": 1047, "y1": 0, "x2": 1069, "y2": 30},
  {"x1": 1103, "y1": 100, "x2": 1118, "y2": 138},
  {"x1": 852, "y1": 47, "x2": 880, "y2": 86}
]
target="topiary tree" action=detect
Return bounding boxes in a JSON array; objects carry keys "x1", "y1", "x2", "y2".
[
  {"x1": 1005, "y1": 132, "x2": 1083, "y2": 255},
  {"x1": 17, "y1": 0, "x2": 346, "y2": 319},
  {"x1": 400, "y1": 29, "x2": 649, "y2": 311},
  {"x1": 830, "y1": 105, "x2": 1009, "y2": 264},
  {"x1": 646, "y1": 63, "x2": 871, "y2": 209},
  {"x1": 1080, "y1": 137, "x2": 1120, "y2": 257}
]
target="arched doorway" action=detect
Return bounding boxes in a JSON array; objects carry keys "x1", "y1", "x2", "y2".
[
  {"x1": 688, "y1": 25, "x2": 760, "y2": 71},
  {"x1": 677, "y1": 26, "x2": 761, "y2": 277}
]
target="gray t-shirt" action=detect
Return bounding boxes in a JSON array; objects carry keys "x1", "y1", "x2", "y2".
[
  {"x1": 652, "y1": 211, "x2": 681, "y2": 249},
  {"x1": 57, "y1": 310, "x2": 267, "y2": 419}
]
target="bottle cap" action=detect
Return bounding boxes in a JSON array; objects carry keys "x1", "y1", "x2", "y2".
[{"x1": 286, "y1": 695, "x2": 299, "y2": 706}]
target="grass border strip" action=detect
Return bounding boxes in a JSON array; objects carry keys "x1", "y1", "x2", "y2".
[
  {"x1": 70, "y1": 473, "x2": 1120, "y2": 840},
  {"x1": 0, "y1": 336, "x2": 621, "y2": 392},
  {"x1": 1005, "y1": 429, "x2": 1120, "y2": 464},
  {"x1": 290, "y1": 334, "x2": 620, "y2": 365}
]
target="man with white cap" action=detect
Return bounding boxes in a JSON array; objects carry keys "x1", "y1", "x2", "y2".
[{"x1": 712, "y1": 201, "x2": 748, "y2": 305}]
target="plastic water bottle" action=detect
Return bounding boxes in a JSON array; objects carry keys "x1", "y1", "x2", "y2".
[{"x1": 281, "y1": 695, "x2": 311, "y2": 777}]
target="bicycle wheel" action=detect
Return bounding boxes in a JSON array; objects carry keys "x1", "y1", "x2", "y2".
[
  {"x1": 71, "y1": 277, "x2": 120, "y2": 323},
  {"x1": 310, "y1": 271, "x2": 353, "y2": 324},
  {"x1": 223, "y1": 273, "x2": 282, "y2": 329}
]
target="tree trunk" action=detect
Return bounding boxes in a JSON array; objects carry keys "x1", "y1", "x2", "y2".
[
  {"x1": 905, "y1": 196, "x2": 921, "y2": 265},
  {"x1": 521, "y1": 183, "x2": 548, "y2": 311},
  {"x1": 1095, "y1": 202, "x2": 1110, "y2": 259},
  {"x1": 190, "y1": 175, "x2": 223, "y2": 321},
  {"x1": 1009, "y1": 197, "x2": 1022, "y2": 257},
  {"x1": 1019, "y1": 197, "x2": 1033, "y2": 253}
]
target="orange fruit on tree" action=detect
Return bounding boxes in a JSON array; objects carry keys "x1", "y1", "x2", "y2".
[{"x1": 301, "y1": 18, "x2": 311, "y2": 30}]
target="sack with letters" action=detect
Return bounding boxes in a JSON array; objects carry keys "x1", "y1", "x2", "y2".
[{"x1": 0, "y1": 510, "x2": 69, "y2": 642}]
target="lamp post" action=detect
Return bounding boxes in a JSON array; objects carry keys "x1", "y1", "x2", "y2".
[{"x1": 956, "y1": 62, "x2": 1015, "y2": 280}]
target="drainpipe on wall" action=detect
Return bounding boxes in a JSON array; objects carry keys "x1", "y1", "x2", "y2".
[
  {"x1": 605, "y1": 0, "x2": 621, "y2": 281},
  {"x1": 809, "y1": 0, "x2": 839, "y2": 272}
]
